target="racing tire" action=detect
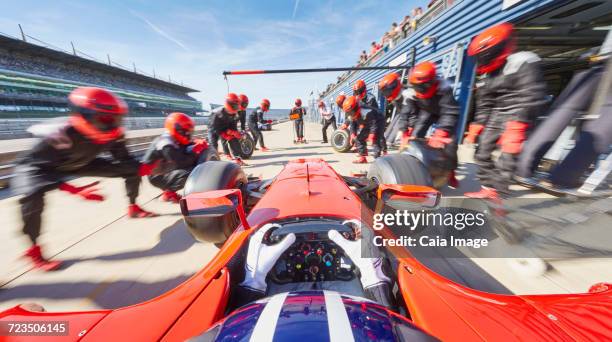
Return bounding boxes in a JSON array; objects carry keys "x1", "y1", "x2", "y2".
[
  {"x1": 183, "y1": 161, "x2": 248, "y2": 244},
  {"x1": 367, "y1": 154, "x2": 433, "y2": 186},
  {"x1": 238, "y1": 135, "x2": 255, "y2": 159},
  {"x1": 331, "y1": 128, "x2": 352, "y2": 153},
  {"x1": 197, "y1": 146, "x2": 220, "y2": 164}
]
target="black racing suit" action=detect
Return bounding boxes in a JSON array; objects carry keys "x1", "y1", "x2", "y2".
[
  {"x1": 208, "y1": 106, "x2": 242, "y2": 158},
  {"x1": 221, "y1": 110, "x2": 246, "y2": 155},
  {"x1": 398, "y1": 82, "x2": 460, "y2": 168},
  {"x1": 290, "y1": 106, "x2": 306, "y2": 140},
  {"x1": 353, "y1": 107, "x2": 379, "y2": 156},
  {"x1": 248, "y1": 107, "x2": 266, "y2": 148},
  {"x1": 372, "y1": 106, "x2": 387, "y2": 157},
  {"x1": 472, "y1": 51, "x2": 547, "y2": 193},
  {"x1": 142, "y1": 134, "x2": 201, "y2": 192},
  {"x1": 11, "y1": 118, "x2": 141, "y2": 244}
]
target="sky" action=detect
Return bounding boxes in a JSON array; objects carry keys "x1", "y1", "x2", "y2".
[{"x1": 0, "y1": 0, "x2": 428, "y2": 109}]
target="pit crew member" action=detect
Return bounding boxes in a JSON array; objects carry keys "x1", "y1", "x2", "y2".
[
  {"x1": 463, "y1": 22, "x2": 547, "y2": 198},
  {"x1": 11, "y1": 87, "x2": 157, "y2": 271},
  {"x1": 143, "y1": 112, "x2": 209, "y2": 203}
]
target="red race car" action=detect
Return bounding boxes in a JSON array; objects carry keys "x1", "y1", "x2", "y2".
[{"x1": 1, "y1": 158, "x2": 611, "y2": 341}]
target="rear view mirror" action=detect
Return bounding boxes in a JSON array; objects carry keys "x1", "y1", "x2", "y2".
[
  {"x1": 376, "y1": 184, "x2": 441, "y2": 212},
  {"x1": 180, "y1": 189, "x2": 250, "y2": 230}
]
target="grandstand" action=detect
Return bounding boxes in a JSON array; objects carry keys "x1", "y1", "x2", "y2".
[{"x1": 0, "y1": 32, "x2": 202, "y2": 128}]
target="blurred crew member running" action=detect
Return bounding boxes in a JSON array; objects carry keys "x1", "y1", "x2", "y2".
[
  {"x1": 11, "y1": 87, "x2": 157, "y2": 271},
  {"x1": 342, "y1": 96, "x2": 380, "y2": 163},
  {"x1": 318, "y1": 100, "x2": 337, "y2": 143},
  {"x1": 289, "y1": 98, "x2": 307, "y2": 143},
  {"x1": 353, "y1": 79, "x2": 379, "y2": 109},
  {"x1": 248, "y1": 98, "x2": 270, "y2": 152},
  {"x1": 143, "y1": 112, "x2": 210, "y2": 203},
  {"x1": 380, "y1": 63, "x2": 460, "y2": 186},
  {"x1": 464, "y1": 22, "x2": 547, "y2": 198},
  {"x1": 208, "y1": 93, "x2": 245, "y2": 165}
]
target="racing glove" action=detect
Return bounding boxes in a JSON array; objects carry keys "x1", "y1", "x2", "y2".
[
  {"x1": 349, "y1": 133, "x2": 357, "y2": 144},
  {"x1": 499, "y1": 121, "x2": 529, "y2": 154},
  {"x1": 58, "y1": 181, "x2": 104, "y2": 201},
  {"x1": 240, "y1": 224, "x2": 296, "y2": 293},
  {"x1": 138, "y1": 160, "x2": 159, "y2": 176},
  {"x1": 340, "y1": 123, "x2": 348, "y2": 130},
  {"x1": 427, "y1": 129, "x2": 452, "y2": 149},
  {"x1": 190, "y1": 138, "x2": 209, "y2": 155},
  {"x1": 328, "y1": 229, "x2": 390, "y2": 289},
  {"x1": 367, "y1": 133, "x2": 376, "y2": 145},
  {"x1": 400, "y1": 127, "x2": 414, "y2": 150},
  {"x1": 464, "y1": 123, "x2": 484, "y2": 144}
]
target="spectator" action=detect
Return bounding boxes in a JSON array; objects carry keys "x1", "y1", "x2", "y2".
[
  {"x1": 411, "y1": 7, "x2": 424, "y2": 31},
  {"x1": 400, "y1": 15, "x2": 412, "y2": 37},
  {"x1": 381, "y1": 32, "x2": 391, "y2": 48},
  {"x1": 389, "y1": 22, "x2": 401, "y2": 40},
  {"x1": 369, "y1": 41, "x2": 381, "y2": 56},
  {"x1": 359, "y1": 50, "x2": 368, "y2": 64}
]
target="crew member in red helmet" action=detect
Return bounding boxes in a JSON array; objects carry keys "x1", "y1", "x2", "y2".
[
  {"x1": 353, "y1": 79, "x2": 379, "y2": 109},
  {"x1": 208, "y1": 93, "x2": 245, "y2": 165},
  {"x1": 380, "y1": 63, "x2": 460, "y2": 186},
  {"x1": 342, "y1": 96, "x2": 379, "y2": 163},
  {"x1": 463, "y1": 22, "x2": 547, "y2": 198},
  {"x1": 142, "y1": 112, "x2": 210, "y2": 203},
  {"x1": 289, "y1": 98, "x2": 307, "y2": 143},
  {"x1": 11, "y1": 87, "x2": 157, "y2": 271},
  {"x1": 248, "y1": 98, "x2": 269, "y2": 152}
]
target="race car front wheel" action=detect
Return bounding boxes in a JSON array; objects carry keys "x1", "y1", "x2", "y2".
[
  {"x1": 183, "y1": 161, "x2": 248, "y2": 245},
  {"x1": 331, "y1": 128, "x2": 352, "y2": 153},
  {"x1": 367, "y1": 154, "x2": 433, "y2": 186}
]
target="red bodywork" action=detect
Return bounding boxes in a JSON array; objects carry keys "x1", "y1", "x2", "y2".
[{"x1": 1, "y1": 159, "x2": 611, "y2": 341}]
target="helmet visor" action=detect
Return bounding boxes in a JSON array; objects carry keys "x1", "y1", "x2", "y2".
[
  {"x1": 86, "y1": 112, "x2": 123, "y2": 132},
  {"x1": 175, "y1": 123, "x2": 193, "y2": 141},
  {"x1": 381, "y1": 79, "x2": 400, "y2": 99},
  {"x1": 412, "y1": 79, "x2": 436, "y2": 95}
]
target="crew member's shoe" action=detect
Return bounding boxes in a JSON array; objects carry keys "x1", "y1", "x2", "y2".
[
  {"x1": 260, "y1": 147, "x2": 269, "y2": 152},
  {"x1": 464, "y1": 186, "x2": 499, "y2": 199},
  {"x1": 128, "y1": 204, "x2": 158, "y2": 218},
  {"x1": 233, "y1": 157, "x2": 246, "y2": 166},
  {"x1": 322, "y1": 141, "x2": 328, "y2": 144},
  {"x1": 23, "y1": 245, "x2": 62, "y2": 271},
  {"x1": 161, "y1": 190, "x2": 181, "y2": 203},
  {"x1": 447, "y1": 170, "x2": 459, "y2": 188},
  {"x1": 352, "y1": 156, "x2": 368, "y2": 164}
]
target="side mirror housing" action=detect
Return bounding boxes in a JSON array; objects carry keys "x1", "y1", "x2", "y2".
[
  {"x1": 180, "y1": 189, "x2": 250, "y2": 243},
  {"x1": 376, "y1": 184, "x2": 440, "y2": 212}
]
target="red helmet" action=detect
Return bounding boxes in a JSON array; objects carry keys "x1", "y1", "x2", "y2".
[
  {"x1": 342, "y1": 95, "x2": 361, "y2": 120},
  {"x1": 335, "y1": 94, "x2": 346, "y2": 108},
  {"x1": 409, "y1": 61, "x2": 439, "y2": 99},
  {"x1": 379, "y1": 73, "x2": 402, "y2": 102},
  {"x1": 165, "y1": 112, "x2": 194, "y2": 145},
  {"x1": 224, "y1": 93, "x2": 240, "y2": 114},
  {"x1": 261, "y1": 99, "x2": 270, "y2": 111},
  {"x1": 468, "y1": 22, "x2": 515, "y2": 74},
  {"x1": 68, "y1": 87, "x2": 127, "y2": 144},
  {"x1": 353, "y1": 79, "x2": 366, "y2": 99},
  {"x1": 238, "y1": 94, "x2": 249, "y2": 110},
  {"x1": 295, "y1": 98, "x2": 302, "y2": 107}
]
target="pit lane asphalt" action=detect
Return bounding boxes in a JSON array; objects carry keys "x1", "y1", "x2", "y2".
[{"x1": 0, "y1": 121, "x2": 610, "y2": 311}]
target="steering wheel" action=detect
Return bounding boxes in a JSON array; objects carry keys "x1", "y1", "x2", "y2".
[{"x1": 264, "y1": 220, "x2": 358, "y2": 284}]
